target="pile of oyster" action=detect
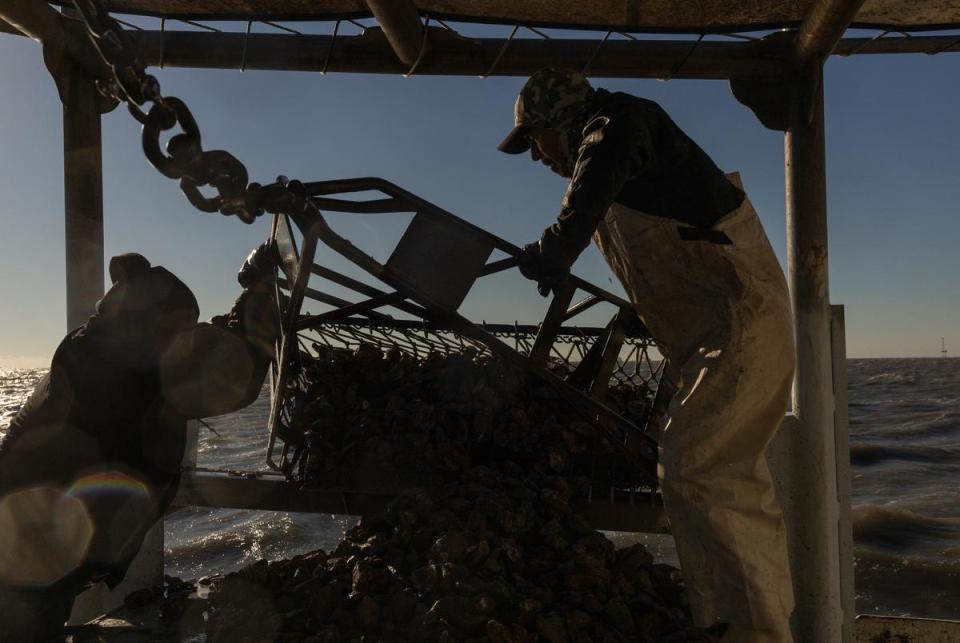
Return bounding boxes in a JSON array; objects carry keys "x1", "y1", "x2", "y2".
[
  {"x1": 205, "y1": 344, "x2": 709, "y2": 642},
  {"x1": 279, "y1": 344, "x2": 655, "y2": 489}
]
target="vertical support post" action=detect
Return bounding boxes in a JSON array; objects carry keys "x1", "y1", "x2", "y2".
[
  {"x1": 831, "y1": 305, "x2": 855, "y2": 643},
  {"x1": 783, "y1": 63, "x2": 843, "y2": 642},
  {"x1": 63, "y1": 72, "x2": 104, "y2": 330}
]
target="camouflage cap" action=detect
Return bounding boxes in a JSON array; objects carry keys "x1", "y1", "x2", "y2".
[{"x1": 498, "y1": 68, "x2": 594, "y2": 154}]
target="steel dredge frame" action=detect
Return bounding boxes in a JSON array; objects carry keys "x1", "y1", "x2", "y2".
[{"x1": 264, "y1": 177, "x2": 665, "y2": 497}]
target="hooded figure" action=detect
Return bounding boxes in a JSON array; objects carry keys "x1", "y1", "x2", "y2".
[
  {"x1": 503, "y1": 69, "x2": 796, "y2": 643},
  {"x1": 0, "y1": 243, "x2": 280, "y2": 642}
]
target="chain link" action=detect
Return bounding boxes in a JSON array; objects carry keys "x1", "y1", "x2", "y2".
[{"x1": 69, "y1": 0, "x2": 313, "y2": 225}]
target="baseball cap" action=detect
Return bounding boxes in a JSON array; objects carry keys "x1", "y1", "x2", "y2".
[{"x1": 498, "y1": 68, "x2": 594, "y2": 154}]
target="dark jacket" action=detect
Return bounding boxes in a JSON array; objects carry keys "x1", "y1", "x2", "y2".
[
  {"x1": 0, "y1": 264, "x2": 276, "y2": 588},
  {"x1": 550, "y1": 89, "x2": 744, "y2": 252}
]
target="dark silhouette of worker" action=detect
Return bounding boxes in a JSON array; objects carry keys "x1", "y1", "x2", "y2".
[{"x1": 0, "y1": 242, "x2": 280, "y2": 641}]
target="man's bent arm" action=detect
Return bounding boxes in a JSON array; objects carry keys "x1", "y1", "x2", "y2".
[
  {"x1": 160, "y1": 277, "x2": 280, "y2": 419},
  {"x1": 546, "y1": 114, "x2": 649, "y2": 255}
]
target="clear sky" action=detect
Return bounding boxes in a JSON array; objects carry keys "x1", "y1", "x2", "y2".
[{"x1": 1, "y1": 21, "x2": 958, "y2": 365}]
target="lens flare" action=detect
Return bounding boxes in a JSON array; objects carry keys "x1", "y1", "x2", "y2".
[
  {"x1": 0, "y1": 485, "x2": 94, "y2": 586},
  {"x1": 67, "y1": 471, "x2": 151, "y2": 501}
]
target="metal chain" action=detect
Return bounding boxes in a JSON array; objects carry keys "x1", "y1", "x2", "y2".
[{"x1": 69, "y1": 0, "x2": 312, "y2": 225}]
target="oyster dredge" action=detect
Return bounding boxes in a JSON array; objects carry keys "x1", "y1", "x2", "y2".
[{"x1": 2, "y1": 1, "x2": 960, "y2": 642}]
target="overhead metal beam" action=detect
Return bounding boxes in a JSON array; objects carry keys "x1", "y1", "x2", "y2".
[
  {"x1": 115, "y1": 29, "x2": 960, "y2": 81},
  {"x1": 131, "y1": 30, "x2": 785, "y2": 80},
  {"x1": 364, "y1": 0, "x2": 424, "y2": 66},
  {"x1": 793, "y1": 0, "x2": 868, "y2": 68}
]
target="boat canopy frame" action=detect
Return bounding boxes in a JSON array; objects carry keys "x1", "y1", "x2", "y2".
[{"x1": 3, "y1": 0, "x2": 959, "y2": 638}]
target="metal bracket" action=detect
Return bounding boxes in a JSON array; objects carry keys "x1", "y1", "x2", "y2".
[
  {"x1": 730, "y1": 75, "x2": 790, "y2": 132},
  {"x1": 729, "y1": 31, "x2": 795, "y2": 132},
  {"x1": 731, "y1": 30, "x2": 826, "y2": 131},
  {"x1": 45, "y1": 48, "x2": 118, "y2": 114}
]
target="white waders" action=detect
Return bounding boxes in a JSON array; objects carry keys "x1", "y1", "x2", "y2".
[{"x1": 594, "y1": 174, "x2": 795, "y2": 643}]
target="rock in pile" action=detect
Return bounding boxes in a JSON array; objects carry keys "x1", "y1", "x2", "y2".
[{"x1": 205, "y1": 345, "x2": 711, "y2": 643}]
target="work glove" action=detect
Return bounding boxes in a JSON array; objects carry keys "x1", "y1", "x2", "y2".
[
  {"x1": 238, "y1": 239, "x2": 280, "y2": 288},
  {"x1": 517, "y1": 227, "x2": 584, "y2": 297}
]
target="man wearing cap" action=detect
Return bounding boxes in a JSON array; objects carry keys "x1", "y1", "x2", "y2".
[
  {"x1": 501, "y1": 68, "x2": 795, "y2": 642},
  {"x1": 0, "y1": 242, "x2": 280, "y2": 641}
]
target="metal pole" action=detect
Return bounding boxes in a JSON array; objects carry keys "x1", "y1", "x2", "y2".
[
  {"x1": 63, "y1": 73, "x2": 104, "y2": 330},
  {"x1": 831, "y1": 305, "x2": 855, "y2": 643},
  {"x1": 364, "y1": 0, "x2": 424, "y2": 66},
  {"x1": 793, "y1": 0, "x2": 868, "y2": 68},
  {"x1": 784, "y1": 63, "x2": 843, "y2": 642}
]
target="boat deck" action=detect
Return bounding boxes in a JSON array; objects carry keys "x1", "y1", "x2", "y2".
[{"x1": 67, "y1": 587, "x2": 960, "y2": 643}]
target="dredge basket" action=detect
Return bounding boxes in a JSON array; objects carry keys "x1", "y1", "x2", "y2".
[{"x1": 265, "y1": 178, "x2": 668, "y2": 531}]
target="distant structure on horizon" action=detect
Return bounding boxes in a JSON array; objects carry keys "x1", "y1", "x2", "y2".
[{"x1": 941, "y1": 337, "x2": 948, "y2": 358}]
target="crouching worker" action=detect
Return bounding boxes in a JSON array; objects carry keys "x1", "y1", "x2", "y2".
[{"x1": 0, "y1": 241, "x2": 280, "y2": 641}]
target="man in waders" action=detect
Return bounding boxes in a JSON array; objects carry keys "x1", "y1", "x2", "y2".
[
  {"x1": 0, "y1": 243, "x2": 280, "y2": 641},
  {"x1": 501, "y1": 69, "x2": 795, "y2": 643}
]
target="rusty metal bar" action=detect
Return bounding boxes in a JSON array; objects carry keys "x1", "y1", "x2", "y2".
[
  {"x1": 172, "y1": 470, "x2": 666, "y2": 532},
  {"x1": 277, "y1": 277, "x2": 394, "y2": 323},
  {"x1": 308, "y1": 265, "x2": 431, "y2": 320},
  {"x1": 129, "y1": 30, "x2": 785, "y2": 80},
  {"x1": 310, "y1": 264, "x2": 388, "y2": 299},
  {"x1": 530, "y1": 282, "x2": 577, "y2": 364},
  {"x1": 121, "y1": 30, "x2": 960, "y2": 82},
  {"x1": 295, "y1": 291, "x2": 405, "y2": 330},
  {"x1": 478, "y1": 256, "x2": 518, "y2": 276},
  {"x1": 63, "y1": 72, "x2": 104, "y2": 330},
  {"x1": 563, "y1": 294, "x2": 603, "y2": 321},
  {"x1": 588, "y1": 309, "x2": 629, "y2": 398},
  {"x1": 311, "y1": 196, "x2": 412, "y2": 213},
  {"x1": 364, "y1": 0, "x2": 424, "y2": 66},
  {"x1": 793, "y1": 0, "x2": 868, "y2": 68}
]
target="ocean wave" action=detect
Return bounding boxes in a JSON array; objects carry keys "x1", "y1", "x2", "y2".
[
  {"x1": 850, "y1": 442, "x2": 960, "y2": 466},
  {"x1": 852, "y1": 412, "x2": 960, "y2": 444},
  {"x1": 853, "y1": 505, "x2": 960, "y2": 551},
  {"x1": 854, "y1": 548, "x2": 960, "y2": 619},
  {"x1": 165, "y1": 509, "x2": 351, "y2": 579},
  {"x1": 864, "y1": 372, "x2": 918, "y2": 386}
]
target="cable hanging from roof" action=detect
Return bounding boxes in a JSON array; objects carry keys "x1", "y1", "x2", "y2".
[
  {"x1": 582, "y1": 30, "x2": 612, "y2": 75},
  {"x1": 660, "y1": 33, "x2": 705, "y2": 82},
  {"x1": 320, "y1": 20, "x2": 341, "y2": 75},
  {"x1": 402, "y1": 15, "x2": 431, "y2": 77},
  {"x1": 239, "y1": 20, "x2": 251, "y2": 71},
  {"x1": 479, "y1": 24, "x2": 518, "y2": 79}
]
